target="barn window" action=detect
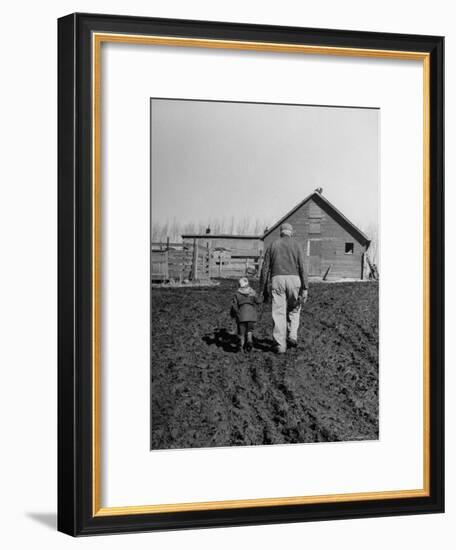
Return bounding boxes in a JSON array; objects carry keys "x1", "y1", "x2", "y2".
[
  {"x1": 309, "y1": 202, "x2": 321, "y2": 217},
  {"x1": 345, "y1": 242, "x2": 354, "y2": 254},
  {"x1": 309, "y1": 221, "x2": 321, "y2": 234}
]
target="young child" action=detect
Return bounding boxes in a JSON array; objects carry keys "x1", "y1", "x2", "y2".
[{"x1": 230, "y1": 277, "x2": 262, "y2": 352}]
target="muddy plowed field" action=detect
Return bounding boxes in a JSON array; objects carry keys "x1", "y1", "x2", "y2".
[{"x1": 151, "y1": 279, "x2": 378, "y2": 450}]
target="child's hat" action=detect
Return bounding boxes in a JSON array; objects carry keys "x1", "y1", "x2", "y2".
[{"x1": 239, "y1": 277, "x2": 249, "y2": 288}]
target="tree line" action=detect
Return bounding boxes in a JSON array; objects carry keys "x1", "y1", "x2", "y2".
[
  {"x1": 151, "y1": 217, "x2": 272, "y2": 243},
  {"x1": 151, "y1": 217, "x2": 379, "y2": 266}
]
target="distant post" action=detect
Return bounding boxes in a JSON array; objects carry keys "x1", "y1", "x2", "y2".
[
  {"x1": 206, "y1": 241, "x2": 211, "y2": 280},
  {"x1": 165, "y1": 236, "x2": 170, "y2": 280},
  {"x1": 257, "y1": 251, "x2": 264, "y2": 277},
  {"x1": 191, "y1": 238, "x2": 198, "y2": 280}
]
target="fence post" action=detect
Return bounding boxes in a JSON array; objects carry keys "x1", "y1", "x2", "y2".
[
  {"x1": 191, "y1": 238, "x2": 198, "y2": 280},
  {"x1": 206, "y1": 242, "x2": 211, "y2": 280},
  {"x1": 165, "y1": 236, "x2": 170, "y2": 280},
  {"x1": 257, "y1": 251, "x2": 264, "y2": 278}
]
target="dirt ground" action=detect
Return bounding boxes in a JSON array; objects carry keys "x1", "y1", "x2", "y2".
[{"x1": 151, "y1": 279, "x2": 379, "y2": 450}]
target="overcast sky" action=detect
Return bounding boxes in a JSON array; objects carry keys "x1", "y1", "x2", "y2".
[{"x1": 150, "y1": 98, "x2": 379, "y2": 235}]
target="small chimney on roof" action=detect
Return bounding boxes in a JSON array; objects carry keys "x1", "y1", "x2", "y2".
[
  {"x1": 315, "y1": 187, "x2": 323, "y2": 194},
  {"x1": 263, "y1": 226, "x2": 269, "y2": 234},
  {"x1": 205, "y1": 226, "x2": 211, "y2": 234}
]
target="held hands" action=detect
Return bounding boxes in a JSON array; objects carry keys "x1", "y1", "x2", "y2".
[{"x1": 300, "y1": 289, "x2": 309, "y2": 304}]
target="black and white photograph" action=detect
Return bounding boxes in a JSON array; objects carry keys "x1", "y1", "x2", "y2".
[
  {"x1": 0, "y1": 0, "x2": 448, "y2": 543},
  {"x1": 150, "y1": 98, "x2": 379, "y2": 450}
]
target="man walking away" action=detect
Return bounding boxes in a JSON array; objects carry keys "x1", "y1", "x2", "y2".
[{"x1": 259, "y1": 223, "x2": 308, "y2": 353}]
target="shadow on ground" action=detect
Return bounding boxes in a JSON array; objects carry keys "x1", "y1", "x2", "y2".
[
  {"x1": 26, "y1": 512, "x2": 56, "y2": 530},
  {"x1": 203, "y1": 328, "x2": 276, "y2": 353}
]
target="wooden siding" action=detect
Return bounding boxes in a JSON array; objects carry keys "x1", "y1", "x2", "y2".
[
  {"x1": 182, "y1": 236, "x2": 262, "y2": 252},
  {"x1": 263, "y1": 197, "x2": 367, "y2": 279}
]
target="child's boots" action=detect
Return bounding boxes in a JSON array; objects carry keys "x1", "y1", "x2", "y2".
[
  {"x1": 245, "y1": 332, "x2": 253, "y2": 352},
  {"x1": 238, "y1": 335, "x2": 245, "y2": 352}
]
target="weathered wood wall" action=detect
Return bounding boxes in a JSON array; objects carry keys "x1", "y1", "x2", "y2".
[
  {"x1": 263, "y1": 197, "x2": 368, "y2": 279},
  {"x1": 151, "y1": 240, "x2": 262, "y2": 282},
  {"x1": 182, "y1": 236, "x2": 263, "y2": 279},
  {"x1": 151, "y1": 245, "x2": 211, "y2": 282}
]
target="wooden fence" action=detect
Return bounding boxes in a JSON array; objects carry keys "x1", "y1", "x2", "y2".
[{"x1": 151, "y1": 239, "x2": 262, "y2": 283}]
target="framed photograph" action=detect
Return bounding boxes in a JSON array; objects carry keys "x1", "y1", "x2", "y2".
[{"x1": 58, "y1": 13, "x2": 444, "y2": 536}]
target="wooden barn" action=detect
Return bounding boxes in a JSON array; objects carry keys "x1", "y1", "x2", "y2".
[{"x1": 262, "y1": 190, "x2": 371, "y2": 280}]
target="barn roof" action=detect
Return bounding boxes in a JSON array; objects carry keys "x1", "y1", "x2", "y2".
[
  {"x1": 182, "y1": 234, "x2": 261, "y2": 240},
  {"x1": 262, "y1": 191, "x2": 371, "y2": 247}
]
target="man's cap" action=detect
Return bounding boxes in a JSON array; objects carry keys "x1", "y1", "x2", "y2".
[{"x1": 280, "y1": 223, "x2": 293, "y2": 233}]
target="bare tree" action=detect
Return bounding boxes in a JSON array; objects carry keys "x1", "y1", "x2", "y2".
[
  {"x1": 253, "y1": 218, "x2": 269, "y2": 235},
  {"x1": 235, "y1": 217, "x2": 251, "y2": 234},
  {"x1": 360, "y1": 222, "x2": 379, "y2": 268},
  {"x1": 151, "y1": 215, "x2": 274, "y2": 243},
  {"x1": 228, "y1": 216, "x2": 235, "y2": 234}
]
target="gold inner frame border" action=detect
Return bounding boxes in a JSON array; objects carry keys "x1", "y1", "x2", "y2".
[{"x1": 91, "y1": 32, "x2": 431, "y2": 517}]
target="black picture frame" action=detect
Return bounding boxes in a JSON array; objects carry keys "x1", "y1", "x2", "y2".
[{"x1": 58, "y1": 12, "x2": 444, "y2": 536}]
